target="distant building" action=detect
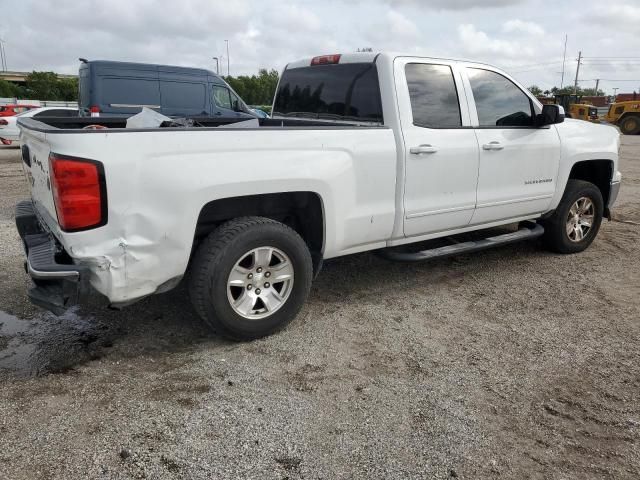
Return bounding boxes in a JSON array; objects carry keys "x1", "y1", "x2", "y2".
[
  {"x1": 581, "y1": 96, "x2": 608, "y2": 107},
  {"x1": 536, "y1": 96, "x2": 608, "y2": 107},
  {"x1": 616, "y1": 92, "x2": 639, "y2": 102}
]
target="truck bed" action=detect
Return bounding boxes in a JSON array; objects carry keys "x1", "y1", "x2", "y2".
[{"x1": 18, "y1": 115, "x2": 373, "y2": 132}]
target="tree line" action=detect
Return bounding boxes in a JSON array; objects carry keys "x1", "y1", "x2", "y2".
[
  {"x1": 0, "y1": 72, "x2": 78, "y2": 100},
  {"x1": 0, "y1": 69, "x2": 281, "y2": 106},
  {"x1": 528, "y1": 85, "x2": 606, "y2": 97}
]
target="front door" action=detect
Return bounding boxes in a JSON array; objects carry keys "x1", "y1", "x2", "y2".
[
  {"x1": 396, "y1": 59, "x2": 480, "y2": 237},
  {"x1": 464, "y1": 67, "x2": 561, "y2": 224}
]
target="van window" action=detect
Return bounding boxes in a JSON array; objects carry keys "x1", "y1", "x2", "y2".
[
  {"x1": 79, "y1": 70, "x2": 90, "y2": 108},
  {"x1": 101, "y1": 77, "x2": 160, "y2": 107},
  {"x1": 160, "y1": 81, "x2": 206, "y2": 110},
  {"x1": 212, "y1": 85, "x2": 233, "y2": 109}
]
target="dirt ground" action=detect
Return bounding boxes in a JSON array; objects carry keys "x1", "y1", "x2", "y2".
[{"x1": 0, "y1": 137, "x2": 639, "y2": 480}]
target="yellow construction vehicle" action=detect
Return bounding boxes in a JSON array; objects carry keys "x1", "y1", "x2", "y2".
[
  {"x1": 554, "y1": 94, "x2": 599, "y2": 122},
  {"x1": 602, "y1": 101, "x2": 640, "y2": 135}
]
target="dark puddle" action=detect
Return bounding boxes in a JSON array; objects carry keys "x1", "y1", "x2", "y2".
[{"x1": 0, "y1": 308, "x2": 116, "y2": 378}]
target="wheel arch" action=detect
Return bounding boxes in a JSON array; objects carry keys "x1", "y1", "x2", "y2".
[
  {"x1": 192, "y1": 191, "x2": 325, "y2": 273},
  {"x1": 567, "y1": 159, "x2": 613, "y2": 215},
  {"x1": 619, "y1": 111, "x2": 640, "y2": 122}
]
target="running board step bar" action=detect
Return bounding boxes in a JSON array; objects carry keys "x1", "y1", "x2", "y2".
[{"x1": 380, "y1": 222, "x2": 545, "y2": 262}]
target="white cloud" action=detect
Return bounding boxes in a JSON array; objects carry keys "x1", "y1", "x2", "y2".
[
  {"x1": 457, "y1": 23, "x2": 536, "y2": 59},
  {"x1": 387, "y1": 0, "x2": 525, "y2": 10},
  {"x1": 583, "y1": 3, "x2": 640, "y2": 35},
  {"x1": 502, "y1": 19, "x2": 544, "y2": 36},
  {"x1": 387, "y1": 11, "x2": 420, "y2": 39}
]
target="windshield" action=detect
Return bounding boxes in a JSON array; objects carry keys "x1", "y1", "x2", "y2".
[{"x1": 273, "y1": 63, "x2": 383, "y2": 123}]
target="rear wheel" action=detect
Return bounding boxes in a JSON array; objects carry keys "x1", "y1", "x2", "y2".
[
  {"x1": 620, "y1": 115, "x2": 640, "y2": 135},
  {"x1": 542, "y1": 179, "x2": 603, "y2": 254},
  {"x1": 188, "y1": 217, "x2": 313, "y2": 340}
]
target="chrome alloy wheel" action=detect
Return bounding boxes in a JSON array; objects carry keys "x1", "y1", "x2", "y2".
[
  {"x1": 566, "y1": 196, "x2": 595, "y2": 242},
  {"x1": 226, "y1": 246, "x2": 294, "y2": 319}
]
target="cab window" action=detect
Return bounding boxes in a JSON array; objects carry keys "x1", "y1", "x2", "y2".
[
  {"x1": 467, "y1": 68, "x2": 534, "y2": 127},
  {"x1": 405, "y1": 63, "x2": 461, "y2": 128}
]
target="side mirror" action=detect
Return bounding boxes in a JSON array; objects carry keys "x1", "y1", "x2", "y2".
[
  {"x1": 536, "y1": 104, "x2": 565, "y2": 126},
  {"x1": 232, "y1": 99, "x2": 241, "y2": 112}
]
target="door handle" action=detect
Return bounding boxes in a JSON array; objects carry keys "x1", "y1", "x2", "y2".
[
  {"x1": 482, "y1": 141, "x2": 504, "y2": 151},
  {"x1": 410, "y1": 144, "x2": 438, "y2": 154}
]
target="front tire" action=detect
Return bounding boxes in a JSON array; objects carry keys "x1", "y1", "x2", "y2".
[
  {"x1": 542, "y1": 179, "x2": 603, "y2": 254},
  {"x1": 620, "y1": 115, "x2": 640, "y2": 135},
  {"x1": 188, "y1": 217, "x2": 313, "y2": 340}
]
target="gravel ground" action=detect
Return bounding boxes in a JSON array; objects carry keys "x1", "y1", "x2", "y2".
[{"x1": 0, "y1": 138, "x2": 639, "y2": 479}]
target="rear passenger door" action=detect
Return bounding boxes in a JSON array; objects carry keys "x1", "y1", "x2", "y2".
[{"x1": 395, "y1": 58, "x2": 480, "y2": 237}]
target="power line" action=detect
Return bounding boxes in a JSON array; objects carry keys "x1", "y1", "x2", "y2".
[
  {"x1": 580, "y1": 79, "x2": 640, "y2": 82},
  {"x1": 581, "y1": 56, "x2": 640, "y2": 59}
]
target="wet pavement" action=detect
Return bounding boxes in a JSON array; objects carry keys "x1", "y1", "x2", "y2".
[{"x1": 0, "y1": 308, "x2": 117, "y2": 378}]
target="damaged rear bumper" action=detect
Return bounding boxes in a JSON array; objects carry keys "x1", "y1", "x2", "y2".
[{"x1": 15, "y1": 200, "x2": 91, "y2": 315}]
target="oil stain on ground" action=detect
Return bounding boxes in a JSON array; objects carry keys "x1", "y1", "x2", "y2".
[{"x1": 0, "y1": 308, "x2": 117, "y2": 378}]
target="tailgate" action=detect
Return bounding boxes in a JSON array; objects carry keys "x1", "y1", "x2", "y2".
[{"x1": 19, "y1": 120, "x2": 60, "y2": 232}]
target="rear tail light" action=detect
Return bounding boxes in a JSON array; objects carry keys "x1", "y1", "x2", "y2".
[
  {"x1": 49, "y1": 153, "x2": 107, "y2": 231},
  {"x1": 0, "y1": 119, "x2": 7, "y2": 125},
  {"x1": 311, "y1": 54, "x2": 341, "y2": 66},
  {"x1": 89, "y1": 105, "x2": 101, "y2": 117}
]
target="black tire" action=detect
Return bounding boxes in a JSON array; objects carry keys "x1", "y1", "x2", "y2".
[
  {"x1": 619, "y1": 115, "x2": 640, "y2": 135},
  {"x1": 188, "y1": 216, "x2": 313, "y2": 340},
  {"x1": 542, "y1": 179, "x2": 603, "y2": 254}
]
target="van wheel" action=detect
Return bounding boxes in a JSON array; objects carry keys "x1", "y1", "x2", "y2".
[
  {"x1": 542, "y1": 180, "x2": 603, "y2": 254},
  {"x1": 620, "y1": 115, "x2": 640, "y2": 135},
  {"x1": 188, "y1": 217, "x2": 313, "y2": 340}
]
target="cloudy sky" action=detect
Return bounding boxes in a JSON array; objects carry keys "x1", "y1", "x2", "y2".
[{"x1": 2, "y1": 0, "x2": 640, "y2": 94}]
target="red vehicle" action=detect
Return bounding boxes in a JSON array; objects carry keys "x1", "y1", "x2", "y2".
[{"x1": 0, "y1": 104, "x2": 38, "y2": 117}]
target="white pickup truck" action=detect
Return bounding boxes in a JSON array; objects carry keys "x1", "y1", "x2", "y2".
[{"x1": 16, "y1": 52, "x2": 621, "y2": 339}]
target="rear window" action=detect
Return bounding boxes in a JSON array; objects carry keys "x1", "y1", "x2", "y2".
[
  {"x1": 79, "y1": 70, "x2": 90, "y2": 108},
  {"x1": 273, "y1": 63, "x2": 383, "y2": 123}
]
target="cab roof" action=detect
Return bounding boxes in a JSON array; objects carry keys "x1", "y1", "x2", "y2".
[{"x1": 285, "y1": 51, "x2": 495, "y2": 70}]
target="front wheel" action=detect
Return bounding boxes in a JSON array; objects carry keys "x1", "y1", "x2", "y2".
[
  {"x1": 542, "y1": 179, "x2": 604, "y2": 254},
  {"x1": 620, "y1": 115, "x2": 640, "y2": 135},
  {"x1": 188, "y1": 217, "x2": 313, "y2": 340}
]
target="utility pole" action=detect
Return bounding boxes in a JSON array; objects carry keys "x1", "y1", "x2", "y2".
[
  {"x1": 612, "y1": 87, "x2": 619, "y2": 101},
  {"x1": 0, "y1": 39, "x2": 7, "y2": 71},
  {"x1": 225, "y1": 40, "x2": 230, "y2": 76},
  {"x1": 594, "y1": 79, "x2": 600, "y2": 96},
  {"x1": 212, "y1": 57, "x2": 219, "y2": 74},
  {"x1": 573, "y1": 51, "x2": 582, "y2": 95},
  {"x1": 560, "y1": 34, "x2": 567, "y2": 89}
]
